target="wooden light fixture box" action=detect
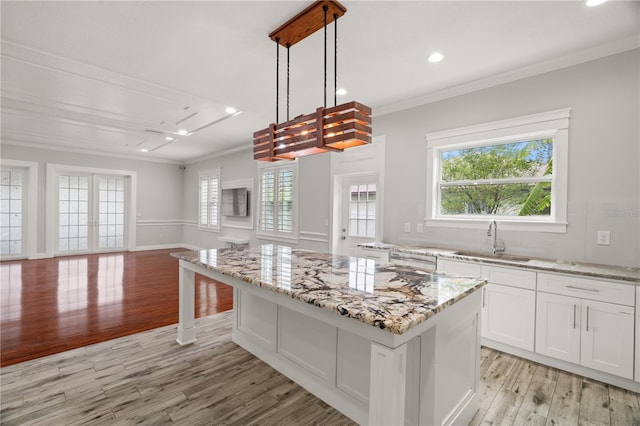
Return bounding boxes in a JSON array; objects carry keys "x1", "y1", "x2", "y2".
[{"x1": 253, "y1": 0, "x2": 372, "y2": 162}]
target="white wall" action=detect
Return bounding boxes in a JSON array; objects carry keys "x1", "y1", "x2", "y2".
[
  {"x1": 181, "y1": 148, "x2": 332, "y2": 252},
  {"x1": 375, "y1": 49, "x2": 640, "y2": 267},
  {"x1": 0, "y1": 145, "x2": 185, "y2": 254},
  {"x1": 3, "y1": 50, "x2": 637, "y2": 267}
]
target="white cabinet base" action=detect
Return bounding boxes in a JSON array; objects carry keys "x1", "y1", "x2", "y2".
[{"x1": 178, "y1": 260, "x2": 482, "y2": 425}]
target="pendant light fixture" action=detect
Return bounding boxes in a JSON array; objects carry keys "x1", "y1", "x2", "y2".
[{"x1": 253, "y1": 0, "x2": 372, "y2": 162}]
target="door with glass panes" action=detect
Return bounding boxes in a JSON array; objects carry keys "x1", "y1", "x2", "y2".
[
  {"x1": 338, "y1": 174, "x2": 379, "y2": 256},
  {"x1": 0, "y1": 168, "x2": 27, "y2": 259},
  {"x1": 56, "y1": 173, "x2": 127, "y2": 254}
]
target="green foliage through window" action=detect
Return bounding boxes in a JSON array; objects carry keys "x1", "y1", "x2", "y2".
[{"x1": 439, "y1": 139, "x2": 553, "y2": 216}]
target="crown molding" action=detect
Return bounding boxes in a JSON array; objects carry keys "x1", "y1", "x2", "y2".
[
  {"x1": 0, "y1": 139, "x2": 181, "y2": 165},
  {"x1": 374, "y1": 36, "x2": 640, "y2": 118}
]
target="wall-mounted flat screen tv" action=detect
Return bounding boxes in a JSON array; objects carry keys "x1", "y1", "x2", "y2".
[{"x1": 221, "y1": 188, "x2": 249, "y2": 217}]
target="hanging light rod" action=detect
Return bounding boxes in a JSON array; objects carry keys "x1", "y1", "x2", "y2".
[{"x1": 269, "y1": 0, "x2": 346, "y2": 47}]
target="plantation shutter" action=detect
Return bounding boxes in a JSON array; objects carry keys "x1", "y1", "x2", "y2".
[
  {"x1": 199, "y1": 177, "x2": 209, "y2": 226},
  {"x1": 198, "y1": 170, "x2": 220, "y2": 229},
  {"x1": 260, "y1": 169, "x2": 275, "y2": 232},
  {"x1": 208, "y1": 177, "x2": 219, "y2": 227},
  {"x1": 259, "y1": 165, "x2": 295, "y2": 236},
  {"x1": 278, "y1": 168, "x2": 293, "y2": 233}
]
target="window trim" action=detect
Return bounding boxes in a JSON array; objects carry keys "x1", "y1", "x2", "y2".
[
  {"x1": 425, "y1": 108, "x2": 570, "y2": 233},
  {"x1": 256, "y1": 161, "x2": 299, "y2": 242},
  {"x1": 198, "y1": 168, "x2": 221, "y2": 231}
]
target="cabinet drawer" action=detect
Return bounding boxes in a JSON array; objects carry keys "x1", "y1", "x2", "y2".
[
  {"x1": 537, "y1": 272, "x2": 635, "y2": 306},
  {"x1": 358, "y1": 248, "x2": 389, "y2": 263},
  {"x1": 437, "y1": 259, "x2": 482, "y2": 277},
  {"x1": 481, "y1": 265, "x2": 536, "y2": 291}
]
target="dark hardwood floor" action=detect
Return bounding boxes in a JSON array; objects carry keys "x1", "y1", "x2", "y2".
[{"x1": 0, "y1": 249, "x2": 233, "y2": 367}]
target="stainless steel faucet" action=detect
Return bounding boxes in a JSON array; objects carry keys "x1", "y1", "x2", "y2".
[{"x1": 487, "y1": 219, "x2": 505, "y2": 255}]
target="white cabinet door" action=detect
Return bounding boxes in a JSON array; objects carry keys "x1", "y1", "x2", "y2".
[
  {"x1": 581, "y1": 300, "x2": 634, "y2": 379},
  {"x1": 535, "y1": 292, "x2": 580, "y2": 364},
  {"x1": 482, "y1": 284, "x2": 536, "y2": 351},
  {"x1": 636, "y1": 287, "x2": 640, "y2": 383}
]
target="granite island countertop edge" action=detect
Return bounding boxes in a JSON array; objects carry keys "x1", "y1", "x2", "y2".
[{"x1": 173, "y1": 247, "x2": 486, "y2": 336}]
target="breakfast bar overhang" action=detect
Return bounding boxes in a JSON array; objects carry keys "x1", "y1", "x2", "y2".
[{"x1": 173, "y1": 246, "x2": 486, "y2": 425}]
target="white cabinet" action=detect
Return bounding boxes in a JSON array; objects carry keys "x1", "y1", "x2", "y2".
[
  {"x1": 536, "y1": 292, "x2": 581, "y2": 363},
  {"x1": 580, "y1": 300, "x2": 634, "y2": 378},
  {"x1": 483, "y1": 283, "x2": 536, "y2": 351},
  {"x1": 636, "y1": 287, "x2": 640, "y2": 383},
  {"x1": 437, "y1": 258, "x2": 481, "y2": 277},
  {"x1": 437, "y1": 259, "x2": 536, "y2": 352},
  {"x1": 536, "y1": 273, "x2": 635, "y2": 380},
  {"x1": 357, "y1": 247, "x2": 389, "y2": 263}
]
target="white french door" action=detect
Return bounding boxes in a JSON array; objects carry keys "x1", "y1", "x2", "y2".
[{"x1": 56, "y1": 173, "x2": 128, "y2": 255}]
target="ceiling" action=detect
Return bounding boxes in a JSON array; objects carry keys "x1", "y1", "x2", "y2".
[{"x1": 1, "y1": 1, "x2": 638, "y2": 164}]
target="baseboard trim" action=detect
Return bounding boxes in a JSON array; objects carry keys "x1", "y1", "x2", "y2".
[{"x1": 133, "y1": 243, "x2": 198, "y2": 252}]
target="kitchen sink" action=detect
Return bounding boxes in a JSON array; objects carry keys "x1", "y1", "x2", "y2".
[{"x1": 454, "y1": 251, "x2": 532, "y2": 263}]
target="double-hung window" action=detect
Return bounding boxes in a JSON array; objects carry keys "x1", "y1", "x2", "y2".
[
  {"x1": 258, "y1": 163, "x2": 297, "y2": 240},
  {"x1": 198, "y1": 169, "x2": 220, "y2": 230},
  {"x1": 426, "y1": 108, "x2": 570, "y2": 233}
]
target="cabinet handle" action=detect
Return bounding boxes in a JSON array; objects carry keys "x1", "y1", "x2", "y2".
[
  {"x1": 482, "y1": 288, "x2": 486, "y2": 308},
  {"x1": 586, "y1": 306, "x2": 590, "y2": 332},
  {"x1": 573, "y1": 304, "x2": 577, "y2": 329},
  {"x1": 566, "y1": 285, "x2": 599, "y2": 293}
]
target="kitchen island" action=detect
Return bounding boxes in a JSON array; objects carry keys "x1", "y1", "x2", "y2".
[{"x1": 173, "y1": 245, "x2": 486, "y2": 425}]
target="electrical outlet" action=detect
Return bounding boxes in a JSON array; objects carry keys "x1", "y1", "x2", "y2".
[
  {"x1": 404, "y1": 222, "x2": 411, "y2": 232},
  {"x1": 597, "y1": 231, "x2": 610, "y2": 246},
  {"x1": 416, "y1": 223, "x2": 424, "y2": 233}
]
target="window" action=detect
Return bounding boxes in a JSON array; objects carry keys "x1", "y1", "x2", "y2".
[
  {"x1": 349, "y1": 183, "x2": 377, "y2": 238},
  {"x1": 258, "y1": 164, "x2": 297, "y2": 239},
  {"x1": 198, "y1": 169, "x2": 220, "y2": 230},
  {"x1": 0, "y1": 170, "x2": 24, "y2": 256},
  {"x1": 426, "y1": 108, "x2": 569, "y2": 233}
]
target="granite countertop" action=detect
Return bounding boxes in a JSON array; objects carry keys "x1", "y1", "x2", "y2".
[
  {"x1": 358, "y1": 242, "x2": 640, "y2": 283},
  {"x1": 172, "y1": 245, "x2": 486, "y2": 335}
]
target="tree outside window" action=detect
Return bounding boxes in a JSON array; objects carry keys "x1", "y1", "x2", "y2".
[{"x1": 439, "y1": 138, "x2": 553, "y2": 217}]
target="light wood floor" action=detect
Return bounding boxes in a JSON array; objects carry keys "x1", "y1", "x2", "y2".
[{"x1": 2, "y1": 311, "x2": 639, "y2": 425}]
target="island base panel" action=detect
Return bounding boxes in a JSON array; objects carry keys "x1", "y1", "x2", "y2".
[{"x1": 231, "y1": 286, "x2": 481, "y2": 425}]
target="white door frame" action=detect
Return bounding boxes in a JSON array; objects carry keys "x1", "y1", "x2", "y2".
[
  {"x1": 330, "y1": 136, "x2": 385, "y2": 255},
  {"x1": 0, "y1": 159, "x2": 38, "y2": 259},
  {"x1": 46, "y1": 164, "x2": 137, "y2": 257}
]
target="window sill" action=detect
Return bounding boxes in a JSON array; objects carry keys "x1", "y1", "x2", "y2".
[{"x1": 425, "y1": 218, "x2": 567, "y2": 234}]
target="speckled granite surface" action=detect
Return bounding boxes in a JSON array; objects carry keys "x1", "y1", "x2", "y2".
[
  {"x1": 358, "y1": 242, "x2": 640, "y2": 283},
  {"x1": 172, "y1": 245, "x2": 486, "y2": 335}
]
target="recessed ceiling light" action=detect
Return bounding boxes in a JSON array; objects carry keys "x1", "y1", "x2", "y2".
[
  {"x1": 428, "y1": 52, "x2": 444, "y2": 63},
  {"x1": 138, "y1": 148, "x2": 148, "y2": 153},
  {"x1": 336, "y1": 88, "x2": 347, "y2": 96},
  {"x1": 177, "y1": 129, "x2": 189, "y2": 136},
  {"x1": 225, "y1": 107, "x2": 237, "y2": 114},
  {"x1": 586, "y1": 0, "x2": 607, "y2": 6},
  {"x1": 165, "y1": 136, "x2": 174, "y2": 141}
]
